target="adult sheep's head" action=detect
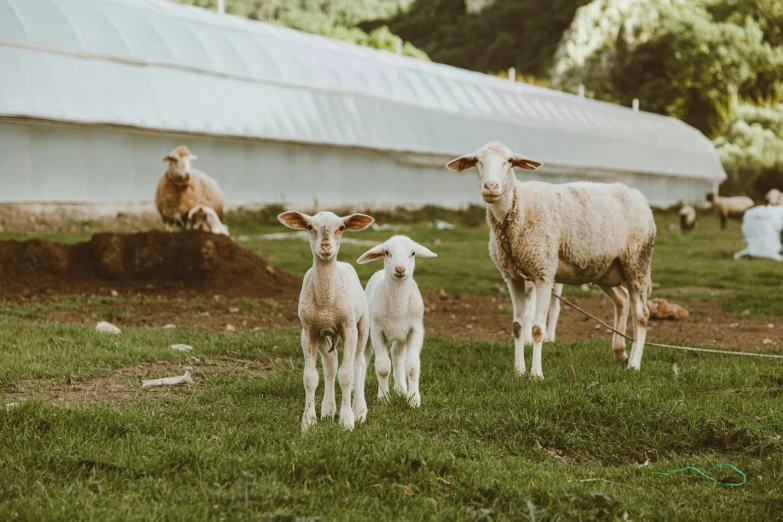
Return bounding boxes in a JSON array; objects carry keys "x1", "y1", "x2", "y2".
[
  {"x1": 445, "y1": 142, "x2": 542, "y2": 204},
  {"x1": 278, "y1": 211, "x2": 374, "y2": 262},
  {"x1": 164, "y1": 145, "x2": 197, "y2": 183},
  {"x1": 357, "y1": 235, "x2": 437, "y2": 282}
]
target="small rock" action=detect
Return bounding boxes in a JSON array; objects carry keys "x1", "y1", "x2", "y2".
[
  {"x1": 594, "y1": 325, "x2": 601, "y2": 330},
  {"x1": 252, "y1": 327, "x2": 263, "y2": 331},
  {"x1": 96, "y1": 321, "x2": 121, "y2": 334},
  {"x1": 229, "y1": 307, "x2": 240, "y2": 314},
  {"x1": 438, "y1": 289, "x2": 448, "y2": 298},
  {"x1": 763, "y1": 338, "x2": 775, "y2": 345},
  {"x1": 163, "y1": 324, "x2": 176, "y2": 329},
  {"x1": 768, "y1": 324, "x2": 775, "y2": 329},
  {"x1": 742, "y1": 310, "x2": 750, "y2": 315},
  {"x1": 110, "y1": 289, "x2": 119, "y2": 297},
  {"x1": 672, "y1": 364, "x2": 679, "y2": 376},
  {"x1": 580, "y1": 284, "x2": 590, "y2": 292},
  {"x1": 467, "y1": 324, "x2": 474, "y2": 329},
  {"x1": 471, "y1": 316, "x2": 476, "y2": 321},
  {"x1": 729, "y1": 323, "x2": 739, "y2": 328},
  {"x1": 225, "y1": 324, "x2": 236, "y2": 332},
  {"x1": 450, "y1": 314, "x2": 456, "y2": 320},
  {"x1": 169, "y1": 344, "x2": 193, "y2": 352}
]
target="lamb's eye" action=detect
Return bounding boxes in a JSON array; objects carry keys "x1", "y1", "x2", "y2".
[
  {"x1": 507, "y1": 157, "x2": 514, "y2": 164},
  {"x1": 410, "y1": 251, "x2": 415, "y2": 257},
  {"x1": 305, "y1": 224, "x2": 313, "y2": 231},
  {"x1": 384, "y1": 250, "x2": 389, "y2": 257},
  {"x1": 338, "y1": 225, "x2": 345, "y2": 232}
]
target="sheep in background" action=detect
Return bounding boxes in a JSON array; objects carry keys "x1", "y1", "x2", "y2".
[
  {"x1": 185, "y1": 205, "x2": 229, "y2": 236},
  {"x1": 156, "y1": 146, "x2": 224, "y2": 231},
  {"x1": 357, "y1": 235, "x2": 437, "y2": 408},
  {"x1": 278, "y1": 210, "x2": 374, "y2": 431},
  {"x1": 706, "y1": 192, "x2": 753, "y2": 230},
  {"x1": 447, "y1": 141, "x2": 655, "y2": 378},
  {"x1": 679, "y1": 204, "x2": 696, "y2": 233},
  {"x1": 765, "y1": 188, "x2": 783, "y2": 206}
]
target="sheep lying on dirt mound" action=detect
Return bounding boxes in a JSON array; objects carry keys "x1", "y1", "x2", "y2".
[
  {"x1": 679, "y1": 205, "x2": 696, "y2": 232},
  {"x1": 156, "y1": 146, "x2": 224, "y2": 231},
  {"x1": 447, "y1": 141, "x2": 656, "y2": 378},
  {"x1": 706, "y1": 192, "x2": 753, "y2": 230},
  {"x1": 185, "y1": 205, "x2": 229, "y2": 236}
]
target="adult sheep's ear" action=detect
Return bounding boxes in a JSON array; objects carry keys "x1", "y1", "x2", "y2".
[
  {"x1": 342, "y1": 214, "x2": 374, "y2": 231},
  {"x1": 278, "y1": 211, "x2": 311, "y2": 229},
  {"x1": 412, "y1": 241, "x2": 437, "y2": 258},
  {"x1": 509, "y1": 154, "x2": 542, "y2": 171},
  {"x1": 357, "y1": 244, "x2": 385, "y2": 264},
  {"x1": 163, "y1": 155, "x2": 176, "y2": 163},
  {"x1": 446, "y1": 154, "x2": 478, "y2": 172}
]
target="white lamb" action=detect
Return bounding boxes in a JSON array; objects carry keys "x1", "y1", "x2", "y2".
[
  {"x1": 185, "y1": 205, "x2": 230, "y2": 236},
  {"x1": 447, "y1": 142, "x2": 656, "y2": 378},
  {"x1": 278, "y1": 210, "x2": 375, "y2": 431},
  {"x1": 357, "y1": 235, "x2": 437, "y2": 408}
]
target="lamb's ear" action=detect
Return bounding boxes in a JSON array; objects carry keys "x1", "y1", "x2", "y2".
[
  {"x1": 509, "y1": 154, "x2": 542, "y2": 171},
  {"x1": 278, "y1": 211, "x2": 311, "y2": 229},
  {"x1": 446, "y1": 154, "x2": 478, "y2": 172},
  {"x1": 342, "y1": 213, "x2": 374, "y2": 231},
  {"x1": 163, "y1": 155, "x2": 176, "y2": 163},
  {"x1": 357, "y1": 244, "x2": 385, "y2": 264},
  {"x1": 412, "y1": 242, "x2": 437, "y2": 258}
]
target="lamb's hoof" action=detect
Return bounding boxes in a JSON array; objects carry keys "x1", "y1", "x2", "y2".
[
  {"x1": 514, "y1": 367, "x2": 527, "y2": 376},
  {"x1": 301, "y1": 412, "x2": 317, "y2": 432},
  {"x1": 321, "y1": 401, "x2": 337, "y2": 420},
  {"x1": 339, "y1": 408, "x2": 355, "y2": 431},
  {"x1": 377, "y1": 389, "x2": 390, "y2": 402},
  {"x1": 529, "y1": 371, "x2": 545, "y2": 380},
  {"x1": 408, "y1": 393, "x2": 421, "y2": 408},
  {"x1": 353, "y1": 402, "x2": 368, "y2": 423},
  {"x1": 626, "y1": 363, "x2": 641, "y2": 371},
  {"x1": 614, "y1": 350, "x2": 629, "y2": 364}
]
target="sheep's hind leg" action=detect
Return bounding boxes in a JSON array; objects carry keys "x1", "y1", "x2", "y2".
[
  {"x1": 317, "y1": 336, "x2": 337, "y2": 420},
  {"x1": 626, "y1": 282, "x2": 650, "y2": 370},
  {"x1": 301, "y1": 328, "x2": 319, "y2": 432},
  {"x1": 352, "y1": 313, "x2": 370, "y2": 423},
  {"x1": 405, "y1": 326, "x2": 424, "y2": 408},
  {"x1": 530, "y1": 279, "x2": 555, "y2": 379},
  {"x1": 598, "y1": 285, "x2": 630, "y2": 363},
  {"x1": 507, "y1": 278, "x2": 533, "y2": 375},
  {"x1": 391, "y1": 341, "x2": 408, "y2": 396},
  {"x1": 337, "y1": 326, "x2": 358, "y2": 430},
  {"x1": 545, "y1": 283, "x2": 563, "y2": 342}
]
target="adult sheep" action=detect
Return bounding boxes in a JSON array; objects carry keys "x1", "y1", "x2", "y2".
[
  {"x1": 155, "y1": 146, "x2": 224, "y2": 231},
  {"x1": 706, "y1": 192, "x2": 753, "y2": 230},
  {"x1": 447, "y1": 142, "x2": 656, "y2": 378}
]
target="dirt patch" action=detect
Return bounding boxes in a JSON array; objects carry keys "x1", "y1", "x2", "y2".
[
  {"x1": 5, "y1": 359, "x2": 276, "y2": 405},
  {"x1": 0, "y1": 231, "x2": 301, "y2": 299}
]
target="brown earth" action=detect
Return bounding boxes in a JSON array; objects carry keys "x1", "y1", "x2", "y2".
[{"x1": 0, "y1": 231, "x2": 301, "y2": 299}]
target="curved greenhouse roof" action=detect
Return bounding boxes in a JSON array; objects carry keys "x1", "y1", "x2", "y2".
[{"x1": 0, "y1": 0, "x2": 725, "y2": 181}]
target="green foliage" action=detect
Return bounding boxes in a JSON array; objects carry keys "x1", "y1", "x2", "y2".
[
  {"x1": 553, "y1": 1, "x2": 783, "y2": 137},
  {"x1": 174, "y1": 0, "x2": 429, "y2": 58},
  {"x1": 365, "y1": 0, "x2": 590, "y2": 78},
  {"x1": 714, "y1": 103, "x2": 783, "y2": 197}
]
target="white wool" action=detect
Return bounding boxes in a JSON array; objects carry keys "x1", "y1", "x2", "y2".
[
  {"x1": 764, "y1": 188, "x2": 783, "y2": 206},
  {"x1": 734, "y1": 205, "x2": 783, "y2": 261},
  {"x1": 278, "y1": 210, "x2": 374, "y2": 431},
  {"x1": 185, "y1": 204, "x2": 229, "y2": 236},
  {"x1": 679, "y1": 204, "x2": 696, "y2": 232},
  {"x1": 357, "y1": 235, "x2": 437, "y2": 408},
  {"x1": 447, "y1": 141, "x2": 655, "y2": 378}
]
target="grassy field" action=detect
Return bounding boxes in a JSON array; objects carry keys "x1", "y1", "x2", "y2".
[{"x1": 1, "y1": 208, "x2": 783, "y2": 520}]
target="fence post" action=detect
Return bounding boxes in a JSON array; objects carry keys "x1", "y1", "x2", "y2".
[
  {"x1": 578, "y1": 84, "x2": 584, "y2": 98},
  {"x1": 396, "y1": 37, "x2": 403, "y2": 55},
  {"x1": 217, "y1": 0, "x2": 225, "y2": 14},
  {"x1": 632, "y1": 98, "x2": 639, "y2": 113},
  {"x1": 508, "y1": 67, "x2": 516, "y2": 82}
]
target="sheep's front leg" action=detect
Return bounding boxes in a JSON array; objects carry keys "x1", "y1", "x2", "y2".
[
  {"x1": 317, "y1": 336, "x2": 337, "y2": 420},
  {"x1": 373, "y1": 328, "x2": 392, "y2": 401},
  {"x1": 545, "y1": 283, "x2": 563, "y2": 342},
  {"x1": 301, "y1": 328, "x2": 319, "y2": 431},
  {"x1": 507, "y1": 278, "x2": 532, "y2": 375},
  {"x1": 338, "y1": 325, "x2": 358, "y2": 430},
  {"x1": 391, "y1": 342, "x2": 408, "y2": 396},
  {"x1": 599, "y1": 285, "x2": 629, "y2": 363},
  {"x1": 530, "y1": 279, "x2": 554, "y2": 379},
  {"x1": 627, "y1": 283, "x2": 650, "y2": 370},
  {"x1": 353, "y1": 313, "x2": 371, "y2": 423},
  {"x1": 405, "y1": 326, "x2": 424, "y2": 408}
]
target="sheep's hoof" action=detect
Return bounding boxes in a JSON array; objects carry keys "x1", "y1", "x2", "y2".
[
  {"x1": 301, "y1": 412, "x2": 317, "y2": 432},
  {"x1": 626, "y1": 363, "x2": 641, "y2": 371},
  {"x1": 339, "y1": 409, "x2": 355, "y2": 431},
  {"x1": 353, "y1": 403, "x2": 367, "y2": 423},
  {"x1": 614, "y1": 351, "x2": 629, "y2": 364},
  {"x1": 408, "y1": 393, "x2": 421, "y2": 408},
  {"x1": 514, "y1": 367, "x2": 527, "y2": 376},
  {"x1": 529, "y1": 372, "x2": 545, "y2": 380},
  {"x1": 321, "y1": 400, "x2": 336, "y2": 420}
]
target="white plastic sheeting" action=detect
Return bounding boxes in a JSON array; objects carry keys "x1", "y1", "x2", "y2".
[
  {"x1": 734, "y1": 206, "x2": 783, "y2": 261},
  {"x1": 0, "y1": 0, "x2": 727, "y2": 184}
]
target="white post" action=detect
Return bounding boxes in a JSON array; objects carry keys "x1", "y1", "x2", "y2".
[
  {"x1": 577, "y1": 84, "x2": 584, "y2": 98},
  {"x1": 632, "y1": 98, "x2": 639, "y2": 113},
  {"x1": 217, "y1": 0, "x2": 225, "y2": 14},
  {"x1": 396, "y1": 37, "x2": 403, "y2": 55},
  {"x1": 508, "y1": 67, "x2": 516, "y2": 82}
]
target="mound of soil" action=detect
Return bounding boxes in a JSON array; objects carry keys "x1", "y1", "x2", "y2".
[{"x1": 0, "y1": 231, "x2": 301, "y2": 298}]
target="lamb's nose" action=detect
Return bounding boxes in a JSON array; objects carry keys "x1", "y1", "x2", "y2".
[
  {"x1": 483, "y1": 182, "x2": 499, "y2": 192},
  {"x1": 395, "y1": 266, "x2": 405, "y2": 275}
]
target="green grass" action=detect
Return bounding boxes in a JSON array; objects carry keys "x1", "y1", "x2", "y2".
[{"x1": 1, "y1": 320, "x2": 782, "y2": 520}]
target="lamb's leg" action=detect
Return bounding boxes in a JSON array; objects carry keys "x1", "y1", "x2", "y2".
[
  {"x1": 530, "y1": 279, "x2": 554, "y2": 379},
  {"x1": 373, "y1": 328, "x2": 392, "y2": 401},
  {"x1": 405, "y1": 326, "x2": 424, "y2": 408},
  {"x1": 598, "y1": 285, "x2": 630, "y2": 363},
  {"x1": 507, "y1": 278, "x2": 532, "y2": 375},
  {"x1": 317, "y1": 337, "x2": 337, "y2": 420},
  {"x1": 352, "y1": 313, "x2": 370, "y2": 423},
  {"x1": 391, "y1": 341, "x2": 408, "y2": 396},
  {"x1": 627, "y1": 282, "x2": 650, "y2": 370},
  {"x1": 545, "y1": 283, "x2": 563, "y2": 342},
  {"x1": 338, "y1": 326, "x2": 358, "y2": 430},
  {"x1": 301, "y1": 328, "x2": 319, "y2": 432}
]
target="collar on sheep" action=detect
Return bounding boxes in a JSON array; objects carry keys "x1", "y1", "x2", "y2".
[{"x1": 491, "y1": 189, "x2": 533, "y2": 282}]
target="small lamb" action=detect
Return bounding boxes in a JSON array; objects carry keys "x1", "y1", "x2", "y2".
[
  {"x1": 706, "y1": 192, "x2": 753, "y2": 230},
  {"x1": 185, "y1": 204, "x2": 230, "y2": 236},
  {"x1": 156, "y1": 146, "x2": 224, "y2": 231},
  {"x1": 357, "y1": 235, "x2": 437, "y2": 407},
  {"x1": 278, "y1": 210, "x2": 374, "y2": 431},
  {"x1": 679, "y1": 204, "x2": 696, "y2": 233}
]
